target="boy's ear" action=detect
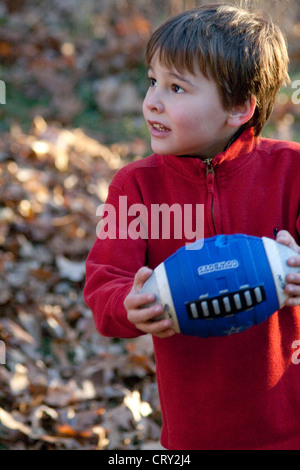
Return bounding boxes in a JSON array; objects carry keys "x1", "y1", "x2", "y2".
[{"x1": 227, "y1": 96, "x2": 256, "y2": 128}]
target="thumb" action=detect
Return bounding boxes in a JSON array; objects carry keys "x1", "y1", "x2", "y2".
[
  {"x1": 276, "y1": 230, "x2": 300, "y2": 254},
  {"x1": 133, "y1": 266, "x2": 153, "y2": 292}
]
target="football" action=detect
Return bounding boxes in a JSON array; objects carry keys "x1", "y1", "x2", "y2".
[{"x1": 140, "y1": 234, "x2": 300, "y2": 337}]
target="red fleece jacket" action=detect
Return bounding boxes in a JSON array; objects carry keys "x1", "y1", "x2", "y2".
[{"x1": 84, "y1": 128, "x2": 300, "y2": 450}]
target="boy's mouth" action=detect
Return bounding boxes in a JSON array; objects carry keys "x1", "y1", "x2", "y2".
[{"x1": 149, "y1": 121, "x2": 171, "y2": 133}]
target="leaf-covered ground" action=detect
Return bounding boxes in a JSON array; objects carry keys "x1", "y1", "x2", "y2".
[
  {"x1": 0, "y1": 0, "x2": 165, "y2": 450},
  {"x1": 0, "y1": 117, "x2": 164, "y2": 450}
]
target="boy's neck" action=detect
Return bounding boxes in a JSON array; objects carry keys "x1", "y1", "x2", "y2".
[
  {"x1": 179, "y1": 126, "x2": 247, "y2": 160},
  {"x1": 223, "y1": 126, "x2": 246, "y2": 152}
]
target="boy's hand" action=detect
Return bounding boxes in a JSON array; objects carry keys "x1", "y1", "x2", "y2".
[
  {"x1": 124, "y1": 266, "x2": 176, "y2": 338},
  {"x1": 276, "y1": 230, "x2": 300, "y2": 307}
]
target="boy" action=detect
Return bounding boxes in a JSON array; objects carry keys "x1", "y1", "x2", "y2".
[{"x1": 84, "y1": 4, "x2": 300, "y2": 449}]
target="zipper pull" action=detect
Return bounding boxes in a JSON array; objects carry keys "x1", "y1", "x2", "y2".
[{"x1": 203, "y1": 158, "x2": 215, "y2": 176}]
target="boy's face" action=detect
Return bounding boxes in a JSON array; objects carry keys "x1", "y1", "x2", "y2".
[{"x1": 143, "y1": 53, "x2": 237, "y2": 158}]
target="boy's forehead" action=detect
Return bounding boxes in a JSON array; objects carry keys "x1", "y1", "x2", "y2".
[{"x1": 148, "y1": 52, "x2": 209, "y2": 82}]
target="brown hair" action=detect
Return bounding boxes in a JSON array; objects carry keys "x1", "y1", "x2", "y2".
[{"x1": 145, "y1": 3, "x2": 290, "y2": 136}]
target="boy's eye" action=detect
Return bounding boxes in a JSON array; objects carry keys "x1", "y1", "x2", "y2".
[
  {"x1": 147, "y1": 77, "x2": 184, "y2": 93},
  {"x1": 172, "y1": 84, "x2": 184, "y2": 94},
  {"x1": 148, "y1": 77, "x2": 157, "y2": 87}
]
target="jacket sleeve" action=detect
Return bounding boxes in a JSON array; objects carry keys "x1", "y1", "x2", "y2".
[{"x1": 84, "y1": 183, "x2": 148, "y2": 339}]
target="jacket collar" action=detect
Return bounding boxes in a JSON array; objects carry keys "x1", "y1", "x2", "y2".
[{"x1": 164, "y1": 127, "x2": 256, "y2": 177}]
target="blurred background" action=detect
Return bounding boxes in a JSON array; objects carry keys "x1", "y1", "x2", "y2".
[{"x1": 0, "y1": 0, "x2": 300, "y2": 450}]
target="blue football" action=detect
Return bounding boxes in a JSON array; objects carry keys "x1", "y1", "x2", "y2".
[{"x1": 140, "y1": 234, "x2": 300, "y2": 337}]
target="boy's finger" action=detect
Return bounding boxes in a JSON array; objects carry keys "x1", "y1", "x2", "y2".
[
  {"x1": 125, "y1": 292, "x2": 156, "y2": 310},
  {"x1": 276, "y1": 230, "x2": 300, "y2": 254},
  {"x1": 129, "y1": 303, "x2": 164, "y2": 324},
  {"x1": 285, "y1": 283, "x2": 300, "y2": 295},
  {"x1": 286, "y1": 272, "x2": 300, "y2": 285},
  {"x1": 133, "y1": 266, "x2": 153, "y2": 291},
  {"x1": 136, "y1": 317, "x2": 175, "y2": 337},
  {"x1": 287, "y1": 255, "x2": 300, "y2": 268},
  {"x1": 285, "y1": 296, "x2": 300, "y2": 307}
]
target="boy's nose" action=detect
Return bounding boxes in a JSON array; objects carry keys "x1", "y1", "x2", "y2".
[{"x1": 143, "y1": 91, "x2": 164, "y2": 114}]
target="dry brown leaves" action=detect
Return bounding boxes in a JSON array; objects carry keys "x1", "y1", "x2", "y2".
[{"x1": 0, "y1": 117, "x2": 161, "y2": 450}]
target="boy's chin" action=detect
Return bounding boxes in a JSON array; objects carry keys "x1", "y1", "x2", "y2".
[{"x1": 151, "y1": 143, "x2": 177, "y2": 156}]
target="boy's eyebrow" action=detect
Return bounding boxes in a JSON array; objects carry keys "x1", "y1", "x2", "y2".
[
  {"x1": 147, "y1": 66, "x2": 194, "y2": 87},
  {"x1": 168, "y1": 71, "x2": 194, "y2": 86}
]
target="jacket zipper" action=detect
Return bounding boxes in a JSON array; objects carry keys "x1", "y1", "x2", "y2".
[
  {"x1": 203, "y1": 158, "x2": 215, "y2": 177},
  {"x1": 203, "y1": 158, "x2": 217, "y2": 234}
]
